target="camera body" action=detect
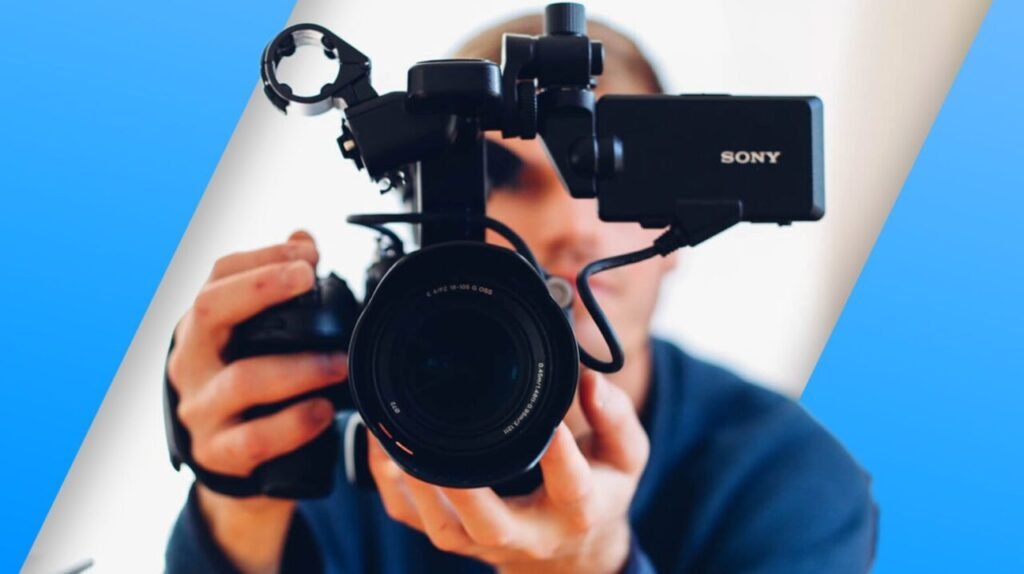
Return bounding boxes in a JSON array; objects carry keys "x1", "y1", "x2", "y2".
[{"x1": 164, "y1": 3, "x2": 825, "y2": 499}]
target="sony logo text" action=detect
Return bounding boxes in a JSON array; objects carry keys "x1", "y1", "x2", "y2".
[{"x1": 721, "y1": 151, "x2": 782, "y2": 165}]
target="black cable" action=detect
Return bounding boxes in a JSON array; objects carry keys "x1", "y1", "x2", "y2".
[
  {"x1": 575, "y1": 227, "x2": 688, "y2": 373},
  {"x1": 365, "y1": 223, "x2": 404, "y2": 248},
  {"x1": 346, "y1": 212, "x2": 544, "y2": 275},
  {"x1": 575, "y1": 245, "x2": 661, "y2": 372},
  {"x1": 348, "y1": 213, "x2": 689, "y2": 375},
  {"x1": 350, "y1": 222, "x2": 405, "y2": 255}
]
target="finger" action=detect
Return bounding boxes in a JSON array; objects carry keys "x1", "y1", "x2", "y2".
[
  {"x1": 367, "y1": 438, "x2": 423, "y2": 530},
  {"x1": 196, "y1": 353, "x2": 346, "y2": 422},
  {"x1": 579, "y1": 370, "x2": 650, "y2": 474},
  {"x1": 288, "y1": 229, "x2": 317, "y2": 247},
  {"x1": 199, "y1": 398, "x2": 334, "y2": 476},
  {"x1": 190, "y1": 260, "x2": 315, "y2": 342},
  {"x1": 404, "y1": 476, "x2": 475, "y2": 555},
  {"x1": 166, "y1": 332, "x2": 221, "y2": 396},
  {"x1": 441, "y1": 486, "x2": 518, "y2": 548},
  {"x1": 539, "y1": 423, "x2": 598, "y2": 530},
  {"x1": 209, "y1": 240, "x2": 319, "y2": 281}
]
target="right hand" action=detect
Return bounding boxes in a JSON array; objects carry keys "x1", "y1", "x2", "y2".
[{"x1": 167, "y1": 230, "x2": 348, "y2": 573}]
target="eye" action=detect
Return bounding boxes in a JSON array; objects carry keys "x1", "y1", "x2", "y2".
[{"x1": 485, "y1": 140, "x2": 525, "y2": 192}]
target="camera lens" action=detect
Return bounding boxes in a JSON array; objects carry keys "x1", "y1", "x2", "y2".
[
  {"x1": 348, "y1": 242, "x2": 578, "y2": 488},
  {"x1": 400, "y1": 306, "x2": 525, "y2": 433}
]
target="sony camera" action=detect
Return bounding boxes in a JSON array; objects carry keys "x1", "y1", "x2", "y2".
[{"x1": 164, "y1": 3, "x2": 824, "y2": 498}]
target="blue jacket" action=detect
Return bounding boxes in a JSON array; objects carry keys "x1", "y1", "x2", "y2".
[{"x1": 167, "y1": 338, "x2": 877, "y2": 573}]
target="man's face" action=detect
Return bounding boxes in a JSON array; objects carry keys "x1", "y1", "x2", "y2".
[{"x1": 483, "y1": 127, "x2": 678, "y2": 375}]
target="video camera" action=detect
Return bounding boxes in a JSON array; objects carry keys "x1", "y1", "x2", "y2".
[{"x1": 164, "y1": 3, "x2": 824, "y2": 498}]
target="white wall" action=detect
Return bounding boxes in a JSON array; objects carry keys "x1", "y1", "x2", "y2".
[{"x1": 23, "y1": 1, "x2": 988, "y2": 572}]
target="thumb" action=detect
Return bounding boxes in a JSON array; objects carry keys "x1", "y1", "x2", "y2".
[{"x1": 578, "y1": 369, "x2": 649, "y2": 474}]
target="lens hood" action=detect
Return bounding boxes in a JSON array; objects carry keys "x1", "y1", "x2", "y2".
[{"x1": 348, "y1": 241, "x2": 578, "y2": 488}]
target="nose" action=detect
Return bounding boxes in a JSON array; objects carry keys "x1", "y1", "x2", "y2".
[{"x1": 535, "y1": 186, "x2": 603, "y2": 267}]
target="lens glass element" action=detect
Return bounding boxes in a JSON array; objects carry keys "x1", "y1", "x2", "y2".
[{"x1": 400, "y1": 306, "x2": 525, "y2": 434}]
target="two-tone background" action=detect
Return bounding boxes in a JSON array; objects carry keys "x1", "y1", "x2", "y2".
[{"x1": 2, "y1": 0, "x2": 1019, "y2": 571}]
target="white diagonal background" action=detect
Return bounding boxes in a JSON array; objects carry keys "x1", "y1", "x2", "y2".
[{"x1": 23, "y1": 1, "x2": 988, "y2": 571}]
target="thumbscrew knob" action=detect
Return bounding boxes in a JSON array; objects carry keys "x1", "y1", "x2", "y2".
[{"x1": 545, "y1": 3, "x2": 586, "y2": 36}]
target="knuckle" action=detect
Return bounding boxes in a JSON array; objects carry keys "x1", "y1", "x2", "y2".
[
  {"x1": 476, "y1": 527, "x2": 512, "y2": 548},
  {"x1": 219, "y1": 363, "x2": 249, "y2": 399},
  {"x1": 623, "y1": 430, "x2": 652, "y2": 473},
  {"x1": 605, "y1": 397, "x2": 632, "y2": 429},
  {"x1": 426, "y1": 534, "x2": 451, "y2": 552},
  {"x1": 524, "y1": 542, "x2": 556, "y2": 561},
  {"x1": 602, "y1": 380, "x2": 630, "y2": 410},
  {"x1": 399, "y1": 518, "x2": 421, "y2": 532},
  {"x1": 166, "y1": 351, "x2": 187, "y2": 389},
  {"x1": 568, "y1": 505, "x2": 599, "y2": 533},
  {"x1": 175, "y1": 399, "x2": 199, "y2": 429},
  {"x1": 562, "y1": 480, "x2": 592, "y2": 506},
  {"x1": 636, "y1": 433, "x2": 652, "y2": 463},
  {"x1": 428, "y1": 525, "x2": 465, "y2": 553},
  {"x1": 191, "y1": 287, "x2": 217, "y2": 325},
  {"x1": 172, "y1": 314, "x2": 190, "y2": 344},
  {"x1": 210, "y1": 256, "x2": 233, "y2": 279},
  {"x1": 191, "y1": 441, "x2": 216, "y2": 470},
  {"x1": 377, "y1": 495, "x2": 401, "y2": 519},
  {"x1": 379, "y1": 499, "x2": 400, "y2": 519},
  {"x1": 393, "y1": 509, "x2": 420, "y2": 529},
  {"x1": 551, "y1": 475, "x2": 591, "y2": 509},
  {"x1": 238, "y1": 427, "x2": 269, "y2": 464}
]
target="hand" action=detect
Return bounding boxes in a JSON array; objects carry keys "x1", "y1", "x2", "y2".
[
  {"x1": 368, "y1": 370, "x2": 650, "y2": 574},
  {"x1": 167, "y1": 231, "x2": 347, "y2": 573}
]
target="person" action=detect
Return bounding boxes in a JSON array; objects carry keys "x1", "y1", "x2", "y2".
[{"x1": 165, "y1": 13, "x2": 877, "y2": 574}]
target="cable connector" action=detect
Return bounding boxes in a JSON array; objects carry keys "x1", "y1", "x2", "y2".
[
  {"x1": 665, "y1": 200, "x2": 744, "y2": 249},
  {"x1": 653, "y1": 226, "x2": 689, "y2": 256}
]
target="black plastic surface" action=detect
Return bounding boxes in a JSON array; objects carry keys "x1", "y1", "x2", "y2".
[{"x1": 595, "y1": 95, "x2": 825, "y2": 227}]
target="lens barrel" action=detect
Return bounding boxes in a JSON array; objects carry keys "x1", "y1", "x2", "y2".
[{"x1": 348, "y1": 242, "x2": 579, "y2": 488}]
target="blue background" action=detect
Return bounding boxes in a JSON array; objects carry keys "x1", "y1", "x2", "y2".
[
  {"x1": 0, "y1": 0, "x2": 1020, "y2": 571},
  {"x1": 802, "y1": 1, "x2": 1023, "y2": 571},
  {"x1": 0, "y1": 2, "x2": 293, "y2": 570}
]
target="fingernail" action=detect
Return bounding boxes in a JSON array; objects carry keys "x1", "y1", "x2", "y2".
[
  {"x1": 309, "y1": 400, "x2": 334, "y2": 424},
  {"x1": 290, "y1": 230, "x2": 314, "y2": 243},
  {"x1": 320, "y1": 353, "x2": 348, "y2": 376}
]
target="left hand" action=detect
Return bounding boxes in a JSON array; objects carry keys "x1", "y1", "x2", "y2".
[{"x1": 368, "y1": 369, "x2": 651, "y2": 574}]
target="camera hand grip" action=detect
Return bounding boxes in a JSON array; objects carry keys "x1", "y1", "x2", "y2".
[{"x1": 163, "y1": 274, "x2": 362, "y2": 499}]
